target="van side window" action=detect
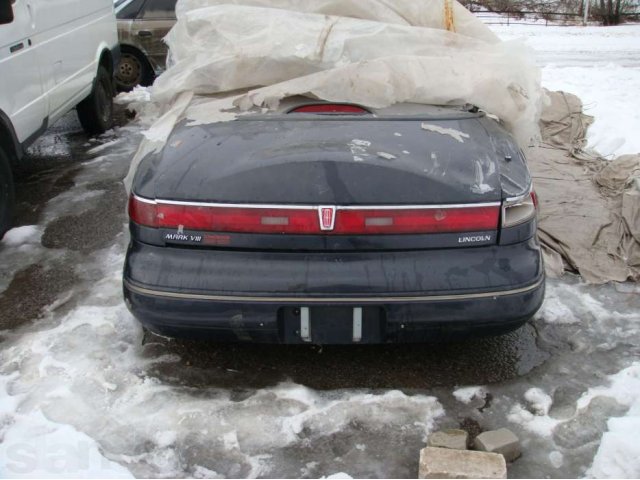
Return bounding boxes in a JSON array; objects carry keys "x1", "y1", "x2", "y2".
[{"x1": 141, "y1": 0, "x2": 177, "y2": 19}]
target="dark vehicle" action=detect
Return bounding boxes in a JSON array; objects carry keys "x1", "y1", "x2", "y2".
[
  {"x1": 114, "y1": 0, "x2": 176, "y2": 90},
  {"x1": 123, "y1": 102, "x2": 545, "y2": 344}
]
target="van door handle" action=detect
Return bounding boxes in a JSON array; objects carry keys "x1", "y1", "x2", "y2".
[
  {"x1": 138, "y1": 30, "x2": 152, "y2": 37},
  {"x1": 10, "y1": 42, "x2": 24, "y2": 53}
]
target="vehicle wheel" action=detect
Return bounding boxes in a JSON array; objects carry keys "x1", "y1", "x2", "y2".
[
  {"x1": 115, "y1": 50, "x2": 154, "y2": 91},
  {"x1": 77, "y1": 65, "x2": 115, "y2": 136},
  {"x1": 0, "y1": 145, "x2": 15, "y2": 239}
]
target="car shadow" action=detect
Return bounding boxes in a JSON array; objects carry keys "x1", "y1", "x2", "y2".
[{"x1": 142, "y1": 322, "x2": 549, "y2": 391}]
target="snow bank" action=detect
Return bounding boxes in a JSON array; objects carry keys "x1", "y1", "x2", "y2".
[
  {"x1": 583, "y1": 364, "x2": 640, "y2": 478},
  {"x1": 493, "y1": 24, "x2": 640, "y2": 157}
]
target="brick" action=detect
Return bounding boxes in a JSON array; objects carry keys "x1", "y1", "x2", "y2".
[
  {"x1": 474, "y1": 428, "x2": 521, "y2": 462},
  {"x1": 427, "y1": 429, "x2": 469, "y2": 450},
  {"x1": 419, "y1": 446, "x2": 507, "y2": 479}
]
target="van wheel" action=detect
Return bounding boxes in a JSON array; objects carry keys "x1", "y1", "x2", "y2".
[
  {"x1": 115, "y1": 50, "x2": 154, "y2": 91},
  {"x1": 77, "y1": 66, "x2": 114, "y2": 136},
  {"x1": 0, "y1": 145, "x2": 15, "y2": 239}
]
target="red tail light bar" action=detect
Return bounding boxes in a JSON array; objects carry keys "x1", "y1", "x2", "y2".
[{"x1": 129, "y1": 195, "x2": 500, "y2": 235}]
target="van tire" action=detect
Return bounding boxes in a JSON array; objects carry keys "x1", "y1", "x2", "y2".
[
  {"x1": 77, "y1": 66, "x2": 114, "y2": 136},
  {"x1": 0, "y1": 145, "x2": 15, "y2": 239}
]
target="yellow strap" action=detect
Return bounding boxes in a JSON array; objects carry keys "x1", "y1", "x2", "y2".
[{"x1": 444, "y1": 0, "x2": 455, "y2": 32}]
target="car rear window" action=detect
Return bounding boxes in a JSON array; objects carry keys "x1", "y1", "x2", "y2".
[{"x1": 141, "y1": 0, "x2": 177, "y2": 19}]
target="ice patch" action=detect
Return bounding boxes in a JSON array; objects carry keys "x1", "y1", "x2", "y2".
[
  {"x1": 421, "y1": 123, "x2": 470, "y2": 143},
  {"x1": 453, "y1": 386, "x2": 487, "y2": 404},
  {"x1": 578, "y1": 364, "x2": 640, "y2": 411},
  {"x1": 507, "y1": 403, "x2": 560, "y2": 437},
  {"x1": 2, "y1": 226, "x2": 41, "y2": 247},
  {"x1": 525, "y1": 387, "x2": 553, "y2": 416},
  {"x1": 0, "y1": 374, "x2": 132, "y2": 479},
  {"x1": 535, "y1": 284, "x2": 579, "y2": 324},
  {"x1": 192, "y1": 465, "x2": 223, "y2": 478},
  {"x1": 549, "y1": 451, "x2": 564, "y2": 468},
  {"x1": 87, "y1": 139, "x2": 123, "y2": 155}
]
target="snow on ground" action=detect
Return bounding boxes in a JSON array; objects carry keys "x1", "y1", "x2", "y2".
[
  {"x1": 582, "y1": 364, "x2": 640, "y2": 478},
  {"x1": 452, "y1": 386, "x2": 487, "y2": 404},
  {"x1": 0, "y1": 22, "x2": 640, "y2": 479},
  {"x1": 1, "y1": 226, "x2": 42, "y2": 247},
  {"x1": 493, "y1": 24, "x2": 640, "y2": 157},
  {"x1": 0, "y1": 237, "x2": 445, "y2": 477}
]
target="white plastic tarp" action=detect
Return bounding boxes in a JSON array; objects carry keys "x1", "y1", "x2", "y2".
[
  {"x1": 123, "y1": 0, "x2": 542, "y2": 188},
  {"x1": 174, "y1": 0, "x2": 499, "y2": 42},
  {"x1": 149, "y1": 0, "x2": 541, "y2": 144}
]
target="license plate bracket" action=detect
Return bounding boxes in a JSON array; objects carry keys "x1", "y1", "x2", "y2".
[{"x1": 280, "y1": 306, "x2": 385, "y2": 344}]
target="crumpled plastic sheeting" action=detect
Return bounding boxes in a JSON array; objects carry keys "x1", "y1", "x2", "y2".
[
  {"x1": 151, "y1": 0, "x2": 541, "y2": 145},
  {"x1": 122, "y1": 0, "x2": 542, "y2": 191},
  {"x1": 527, "y1": 90, "x2": 640, "y2": 283},
  {"x1": 232, "y1": 51, "x2": 540, "y2": 144},
  {"x1": 156, "y1": 4, "x2": 498, "y2": 103},
  {"x1": 174, "y1": 0, "x2": 499, "y2": 43}
]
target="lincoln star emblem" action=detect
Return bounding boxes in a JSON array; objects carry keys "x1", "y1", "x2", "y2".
[{"x1": 318, "y1": 206, "x2": 336, "y2": 231}]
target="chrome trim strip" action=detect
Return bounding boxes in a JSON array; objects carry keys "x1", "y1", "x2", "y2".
[
  {"x1": 504, "y1": 184, "x2": 534, "y2": 206},
  {"x1": 337, "y1": 203, "x2": 501, "y2": 210},
  {"x1": 133, "y1": 195, "x2": 157, "y2": 205},
  {"x1": 133, "y1": 194, "x2": 501, "y2": 211},
  {"x1": 124, "y1": 277, "x2": 544, "y2": 304}
]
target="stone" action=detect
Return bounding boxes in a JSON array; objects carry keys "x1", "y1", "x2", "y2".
[
  {"x1": 427, "y1": 429, "x2": 469, "y2": 450},
  {"x1": 474, "y1": 428, "x2": 521, "y2": 462},
  {"x1": 419, "y1": 446, "x2": 507, "y2": 479}
]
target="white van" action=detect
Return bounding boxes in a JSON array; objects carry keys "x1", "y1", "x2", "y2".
[{"x1": 0, "y1": 0, "x2": 119, "y2": 236}]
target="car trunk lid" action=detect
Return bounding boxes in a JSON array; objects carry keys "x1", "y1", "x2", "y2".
[{"x1": 147, "y1": 115, "x2": 502, "y2": 206}]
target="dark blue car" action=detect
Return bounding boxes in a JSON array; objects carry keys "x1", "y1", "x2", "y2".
[{"x1": 123, "y1": 102, "x2": 544, "y2": 344}]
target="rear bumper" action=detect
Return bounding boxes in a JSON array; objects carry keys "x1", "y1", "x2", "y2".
[{"x1": 123, "y1": 238, "x2": 545, "y2": 343}]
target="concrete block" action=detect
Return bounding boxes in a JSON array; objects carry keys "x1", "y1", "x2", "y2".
[
  {"x1": 419, "y1": 446, "x2": 507, "y2": 479},
  {"x1": 474, "y1": 428, "x2": 521, "y2": 462},
  {"x1": 427, "y1": 429, "x2": 469, "y2": 450}
]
